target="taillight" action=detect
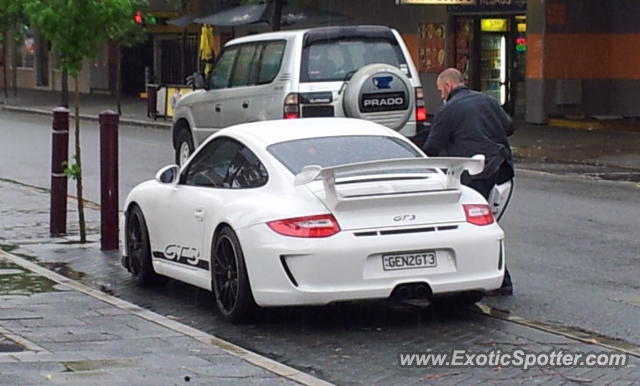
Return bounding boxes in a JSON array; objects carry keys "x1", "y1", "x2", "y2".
[
  {"x1": 267, "y1": 214, "x2": 341, "y2": 238},
  {"x1": 463, "y1": 204, "x2": 494, "y2": 226},
  {"x1": 415, "y1": 87, "x2": 426, "y2": 123},
  {"x1": 283, "y1": 93, "x2": 300, "y2": 119}
]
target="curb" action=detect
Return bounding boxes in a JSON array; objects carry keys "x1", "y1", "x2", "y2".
[
  {"x1": 1, "y1": 105, "x2": 171, "y2": 130},
  {"x1": 0, "y1": 249, "x2": 333, "y2": 386},
  {"x1": 548, "y1": 118, "x2": 640, "y2": 132}
]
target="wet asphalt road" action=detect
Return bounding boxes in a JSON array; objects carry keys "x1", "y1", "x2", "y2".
[{"x1": 2, "y1": 111, "x2": 640, "y2": 383}]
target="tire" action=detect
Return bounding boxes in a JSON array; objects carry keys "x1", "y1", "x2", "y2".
[
  {"x1": 174, "y1": 125, "x2": 194, "y2": 167},
  {"x1": 125, "y1": 205, "x2": 161, "y2": 286},
  {"x1": 211, "y1": 226, "x2": 257, "y2": 322}
]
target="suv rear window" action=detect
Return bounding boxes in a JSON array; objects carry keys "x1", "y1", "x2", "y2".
[
  {"x1": 301, "y1": 38, "x2": 409, "y2": 82},
  {"x1": 267, "y1": 135, "x2": 422, "y2": 175}
]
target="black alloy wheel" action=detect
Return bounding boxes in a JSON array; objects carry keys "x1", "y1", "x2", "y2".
[
  {"x1": 126, "y1": 205, "x2": 161, "y2": 286},
  {"x1": 212, "y1": 227, "x2": 256, "y2": 322}
]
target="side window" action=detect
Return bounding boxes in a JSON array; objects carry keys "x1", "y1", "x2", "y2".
[
  {"x1": 257, "y1": 41, "x2": 285, "y2": 85},
  {"x1": 182, "y1": 138, "x2": 242, "y2": 187},
  {"x1": 230, "y1": 44, "x2": 259, "y2": 87},
  {"x1": 226, "y1": 146, "x2": 269, "y2": 189},
  {"x1": 210, "y1": 47, "x2": 238, "y2": 90}
]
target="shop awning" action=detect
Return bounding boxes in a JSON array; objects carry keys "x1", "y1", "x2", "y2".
[
  {"x1": 280, "y1": 3, "x2": 350, "y2": 26},
  {"x1": 167, "y1": 13, "x2": 199, "y2": 28},
  {"x1": 195, "y1": 3, "x2": 269, "y2": 27},
  {"x1": 186, "y1": 1, "x2": 349, "y2": 28}
]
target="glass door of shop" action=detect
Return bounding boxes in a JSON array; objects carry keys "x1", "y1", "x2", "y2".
[{"x1": 479, "y1": 19, "x2": 508, "y2": 107}]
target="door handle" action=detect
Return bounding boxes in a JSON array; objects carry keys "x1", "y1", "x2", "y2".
[
  {"x1": 215, "y1": 104, "x2": 221, "y2": 112},
  {"x1": 242, "y1": 101, "x2": 249, "y2": 109},
  {"x1": 194, "y1": 208, "x2": 205, "y2": 221}
]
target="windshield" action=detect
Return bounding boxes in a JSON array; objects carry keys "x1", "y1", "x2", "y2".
[
  {"x1": 267, "y1": 135, "x2": 424, "y2": 175},
  {"x1": 301, "y1": 38, "x2": 409, "y2": 82}
]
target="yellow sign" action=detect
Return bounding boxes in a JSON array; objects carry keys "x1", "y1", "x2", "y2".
[
  {"x1": 517, "y1": 22, "x2": 527, "y2": 33},
  {"x1": 166, "y1": 87, "x2": 193, "y2": 118},
  {"x1": 481, "y1": 18, "x2": 508, "y2": 32},
  {"x1": 398, "y1": 0, "x2": 475, "y2": 4}
]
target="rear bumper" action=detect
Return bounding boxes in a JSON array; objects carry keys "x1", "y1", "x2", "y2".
[{"x1": 238, "y1": 222, "x2": 505, "y2": 307}]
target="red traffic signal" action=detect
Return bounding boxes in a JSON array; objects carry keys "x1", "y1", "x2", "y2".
[{"x1": 134, "y1": 11, "x2": 143, "y2": 24}]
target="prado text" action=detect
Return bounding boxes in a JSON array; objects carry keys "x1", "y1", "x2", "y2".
[{"x1": 398, "y1": 349, "x2": 628, "y2": 370}]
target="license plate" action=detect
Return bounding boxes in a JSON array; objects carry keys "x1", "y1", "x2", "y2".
[{"x1": 382, "y1": 251, "x2": 437, "y2": 271}]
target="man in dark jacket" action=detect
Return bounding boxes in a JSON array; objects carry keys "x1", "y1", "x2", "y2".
[{"x1": 423, "y1": 68, "x2": 514, "y2": 295}]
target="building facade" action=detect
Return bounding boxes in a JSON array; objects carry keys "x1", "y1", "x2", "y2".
[{"x1": 4, "y1": 0, "x2": 640, "y2": 125}]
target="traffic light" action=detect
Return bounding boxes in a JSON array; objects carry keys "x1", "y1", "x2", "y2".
[{"x1": 133, "y1": 11, "x2": 157, "y2": 25}]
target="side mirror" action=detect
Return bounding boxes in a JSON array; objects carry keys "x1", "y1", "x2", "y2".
[
  {"x1": 155, "y1": 165, "x2": 180, "y2": 184},
  {"x1": 186, "y1": 72, "x2": 205, "y2": 90}
]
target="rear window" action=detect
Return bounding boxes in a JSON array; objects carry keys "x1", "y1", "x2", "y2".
[
  {"x1": 267, "y1": 135, "x2": 422, "y2": 175},
  {"x1": 301, "y1": 38, "x2": 409, "y2": 82}
]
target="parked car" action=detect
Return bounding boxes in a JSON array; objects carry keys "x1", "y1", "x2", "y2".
[
  {"x1": 172, "y1": 25, "x2": 427, "y2": 166},
  {"x1": 122, "y1": 118, "x2": 505, "y2": 322}
]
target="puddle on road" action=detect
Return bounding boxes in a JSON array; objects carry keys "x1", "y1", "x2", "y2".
[{"x1": 0, "y1": 260, "x2": 58, "y2": 296}]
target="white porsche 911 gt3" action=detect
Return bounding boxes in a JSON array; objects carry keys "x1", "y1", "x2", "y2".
[{"x1": 121, "y1": 118, "x2": 505, "y2": 321}]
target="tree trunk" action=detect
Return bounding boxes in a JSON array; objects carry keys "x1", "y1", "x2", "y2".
[
  {"x1": 61, "y1": 69, "x2": 69, "y2": 107},
  {"x1": 74, "y1": 76, "x2": 86, "y2": 243},
  {"x1": 271, "y1": 0, "x2": 283, "y2": 32},
  {"x1": 116, "y1": 43, "x2": 122, "y2": 115},
  {"x1": 2, "y1": 30, "x2": 7, "y2": 98},
  {"x1": 11, "y1": 22, "x2": 18, "y2": 96}
]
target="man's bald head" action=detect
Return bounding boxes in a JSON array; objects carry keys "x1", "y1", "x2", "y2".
[{"x1": 436, "y1": 68, "x2": 465, "y2": 101}]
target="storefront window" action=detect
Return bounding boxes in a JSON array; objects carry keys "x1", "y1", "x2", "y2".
[{"x1": 18, "y1": 25, "x2": 35, "y2": 68}]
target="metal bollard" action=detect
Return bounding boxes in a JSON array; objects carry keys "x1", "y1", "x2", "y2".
[
  {"x1": 50, "y1": 107, "x2": 69, "y2": 236},
  {"x1": 99, "y1": 111, "x2": 119, "y2": 251}
]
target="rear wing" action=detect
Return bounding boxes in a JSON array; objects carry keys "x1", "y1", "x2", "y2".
[{"x1": 294, "y1": 155, "x2": 485, "y2": 204}]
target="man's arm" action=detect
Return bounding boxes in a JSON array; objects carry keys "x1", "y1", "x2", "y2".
[{"x1": 422, "y1": 106, "x2": 451, "y2": 156}]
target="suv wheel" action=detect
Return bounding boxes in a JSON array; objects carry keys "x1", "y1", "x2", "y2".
[
  {"x1": 174, "y1": 126, "x2": 194, "y2": 167},
  {"x1": 342, "y1": 63, "x2": 414, "y2": 131}
]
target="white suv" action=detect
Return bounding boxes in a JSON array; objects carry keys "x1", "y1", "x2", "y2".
[{"x1": 172, "y1": 25, "x2": 427, "y2": 165}]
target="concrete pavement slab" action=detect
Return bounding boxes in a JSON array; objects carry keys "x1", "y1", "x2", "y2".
[{"x1": 0, "y1": 251, "x2": 328, "y2": 385}]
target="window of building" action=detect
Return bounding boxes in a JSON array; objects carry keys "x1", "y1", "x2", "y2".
[{"x1": 18, "y1": 24, "x2": 35, "y2": 68}]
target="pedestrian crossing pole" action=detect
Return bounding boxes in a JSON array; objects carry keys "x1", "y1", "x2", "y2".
[{"x1": 50, "y1": 107, "x2": 69, "y2": 236}]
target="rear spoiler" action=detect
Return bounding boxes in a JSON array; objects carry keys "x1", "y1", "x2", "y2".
[{"x1": 294, "y1": 155, "x2": 485, "y2": 203}]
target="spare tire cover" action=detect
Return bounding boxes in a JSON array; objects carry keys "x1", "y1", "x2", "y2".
[{"x1": 342, "y1": 64, "x2": 413, "y2": 131}]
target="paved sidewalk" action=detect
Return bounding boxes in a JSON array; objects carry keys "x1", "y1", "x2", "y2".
[{"x1": 0, "y1": 256, "x2": 324, "y2": 386}]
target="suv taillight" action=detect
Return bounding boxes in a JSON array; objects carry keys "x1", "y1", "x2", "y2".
[
  {"x1": 415, "y1": 87, "x2": 426, "y2": 123},
  {"x1": 267, "y1": 214, "x2": 341, "y2": 238},
  {"x1": 283, "y1": 93, "x2": 300, "y2": 119},
  {"x1": 463, "y1": 204, "x2": 495, "y2": 226}
]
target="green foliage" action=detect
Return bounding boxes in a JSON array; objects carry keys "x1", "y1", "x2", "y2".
[
  {"x1": 0, "y1": 0, "x2": 24, "y2": 29},
  {"x1": 114, "y1": 0, "x2": 148, "y2": 48},
  {"x1": 0, "y1": 0, "x2": 26, "y2": 41},
  {"x1": 23, "y1": 0, "x2": 146, "y2": 75},
  {"x1": 62, "y1": 159, "x2": 81, "y2": 180}
]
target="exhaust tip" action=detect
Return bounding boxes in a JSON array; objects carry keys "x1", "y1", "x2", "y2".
[{"x1": 390, "y1": 283, "x2": 432, "y2": 301}]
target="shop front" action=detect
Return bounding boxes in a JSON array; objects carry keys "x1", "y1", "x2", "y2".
[{"x1": 449, "y1": 1, "x2": 527, "y2": 116}]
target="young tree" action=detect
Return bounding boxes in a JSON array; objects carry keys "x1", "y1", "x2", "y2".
[
  {"x1": 0, "y1": 0, "x2": 25, "y2": 97},
  {"x1": 24, "y1": 0, "x2": 139, "y2": 243}
]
